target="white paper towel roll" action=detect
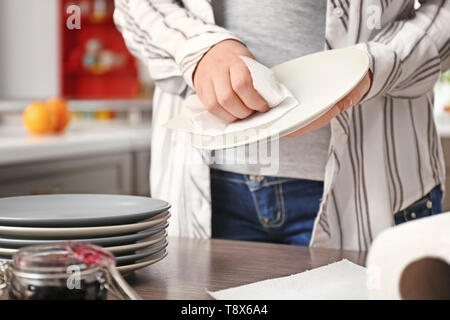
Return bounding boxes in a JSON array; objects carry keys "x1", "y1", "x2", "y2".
[{"x1": 366, "y1": 213, "x2": 450, "y2": 300}]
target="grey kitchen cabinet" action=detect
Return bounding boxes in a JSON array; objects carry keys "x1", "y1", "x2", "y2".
[
  {"x1": 133, "y1": 149, "x2": 151, "y2": 196},
  {"x1": 0, "y1": 150, "x2": 150, "y2": 198}
]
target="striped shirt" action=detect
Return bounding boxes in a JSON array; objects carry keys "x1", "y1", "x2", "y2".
[{"x1": 114, "y1": 0, "x2": 450, "y2": 250}]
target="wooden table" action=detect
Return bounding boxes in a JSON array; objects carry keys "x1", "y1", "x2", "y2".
[
  {"x1": 0, "y1": 237, "x2": 366, "y2": 300},
  {"x1": 127, "y1": 237, "x2": 366, "y2": 299}
]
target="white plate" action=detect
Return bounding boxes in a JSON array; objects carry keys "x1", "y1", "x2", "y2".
[
  {"x1": 190, "y1": 48, "x2": 370, "y2": 149},
  {"x1": 0, "y1": 222, "x2": 169, "y2": 248},
  {"x1": 117, "y1": 250, "x2": 168, "y2": 274},
  {"x1": 0, "y1": 247, "x2": 15, "y2": 256},
  {"x1": 0, "y1": 212, "x2": 170, "y2": 239},
  {"x1": 0, "y1": 194, "x2": 170, "y2": 227},
  {"x1": 106, "y1": 231, "x2": 167, "y2": 255},
  {"x1": 0, "y1": 231, "x2": 168, "y2": 257},
  {"x1": 115, "y1": 240, "x2": 167, "y2": 265}
]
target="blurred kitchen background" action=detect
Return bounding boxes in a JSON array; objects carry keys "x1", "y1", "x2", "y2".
[
  {"x1": 0, "y1": 0, "x2": 153, "y2": 198},
  {"x1": 1, "y1": 0, "x2": 450, "y2": 208}
]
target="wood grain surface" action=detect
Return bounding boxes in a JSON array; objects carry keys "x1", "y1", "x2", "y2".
[
  {"x1": 127, "y1": 237, "x2": 366, "y2": 299},
  {"x1": 1, "y1": 237, "x2": 366, "y2": 300}
]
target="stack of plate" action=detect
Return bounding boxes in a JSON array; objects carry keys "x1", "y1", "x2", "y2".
[{"x1": 0, "y1": 194, "x2": 170, "y2": 273}]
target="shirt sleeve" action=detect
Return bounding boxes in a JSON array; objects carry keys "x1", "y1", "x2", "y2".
[
  {"x1": 113, "y1": 0, "x2": 240, "y2": 95},
  {"x1": 356, "y1": 0, "x2": 450, "y2": 101}
]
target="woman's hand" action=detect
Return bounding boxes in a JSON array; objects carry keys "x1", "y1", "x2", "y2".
[
  {"x1": 286, "y1": 71, "x2": 372, "y2": 137},
  {"x1": 193, "y1": 40, "x2": 269, "y2": 123}
]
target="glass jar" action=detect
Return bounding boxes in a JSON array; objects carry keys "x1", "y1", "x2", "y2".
[
  {"x1": 1, "y1": 242, "x2": 141, "y2": 300},
  {"x1": 1, "y1": 243, "x2": 108, "y2": 300}
]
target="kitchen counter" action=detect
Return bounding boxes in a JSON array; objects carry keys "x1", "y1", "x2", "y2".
[
  {"x1": 124, "y1": 237, "x2": 365, "y2": 300},
  {"x1": 2, "y1": 113, "x2": 450, "y2": 167},
  {"x1": 0, "y1": 120, "x2": 151, "y2": 166},
  {"x1": 2, "y1": 106, "x2": 450, "y2": 167},
  {"x1": 0, "y1": 237, "x2": 366, "y2": 300},
  {"x1": 0, "y1": 99, "x2": 153, "y2": 113}
]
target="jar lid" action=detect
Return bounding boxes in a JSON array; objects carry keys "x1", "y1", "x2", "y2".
[{"x1": 12, "y1": 242, "x2": 116, "y2": 276}]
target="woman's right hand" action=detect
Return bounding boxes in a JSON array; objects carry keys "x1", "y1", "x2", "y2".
[{"x1": 193, "y1": 39, "x2": 269, "y2": 123}]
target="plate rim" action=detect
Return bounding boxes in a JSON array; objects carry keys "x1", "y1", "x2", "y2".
[
  {"x1": 0, "y1": 212, "x2": 171, "y2": 238},
  {"x1": 115, "y1": 240, "x2": 168, "y2": 264},
  {"x1": 117, "y1": 250, "x2": 168, "y2": 273},
  {"x1": 0, "y1": 230, "x2": 168, "y2": 256},
  {"x1": 106, "y1": 231, "x2": 167, "y2": 254},
  {"x1": 0, "y1": 222, "x2": 169, "y2": 248},
  {"x1": 0, "y1": 194, "x2": 171, "y2": 227}
]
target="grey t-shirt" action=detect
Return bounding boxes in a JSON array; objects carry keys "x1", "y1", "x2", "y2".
[{"x1": 210, "y1": 0, "x2": 330, "y2": 181}]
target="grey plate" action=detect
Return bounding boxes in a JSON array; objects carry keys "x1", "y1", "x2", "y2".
[
  {"x1": 0, "y1": 222, "x2": 168, "y2": 248},
  {"x1": 116, "y1": 240, "x2": 168, "y2": 266},
  {"x1": 0, "y1": 194, "x2": 170, "y2": 227},
  {"x1": 118, "y1": 250, "x2": 168, "y2": 274}
]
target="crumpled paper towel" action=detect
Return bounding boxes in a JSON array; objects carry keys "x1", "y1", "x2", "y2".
[
  {"x1": 164, "y1": 56, "x2": 299, "y2": 136},
  {"x1": 208, "y1": 259, "x2": 368, "y2": 300}
]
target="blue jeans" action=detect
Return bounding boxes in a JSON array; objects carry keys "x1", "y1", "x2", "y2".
[
  {"x1": 211, "y1": 169, "x2": 444, "y2": 246},
  {"x1": 394, "y1": 185, "x2": 443, "y2": 225},
  {"x1": 210, "y1": 169, "x2": 323, "y2": 246}
]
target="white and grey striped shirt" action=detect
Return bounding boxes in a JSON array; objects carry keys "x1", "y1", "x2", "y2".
[{"x1": 114, "y1": 0, "x2": 450, "y2": 250}]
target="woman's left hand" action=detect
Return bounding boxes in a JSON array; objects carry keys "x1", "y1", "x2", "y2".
[{"x1": 285, "y1": 70, "x2": 372, "y2": 137}]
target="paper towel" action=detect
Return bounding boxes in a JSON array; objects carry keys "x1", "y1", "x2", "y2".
[
  {"x1": 366, "y1": 212, "x2": 450, "y2": 300},
  {"x1": 208, "y1": 259, "x2": 368, "y2": 300},
  {"x1": 164, "y1": 56, "x2": 299, "y2": 136}
]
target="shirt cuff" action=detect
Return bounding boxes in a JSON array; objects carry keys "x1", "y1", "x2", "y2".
[
  {"x1": 175, "y1": 31, "x2": 242, "y2": 89},
  {"x1": 352, "y1": 42, "x2": 401, "y2": 103}
]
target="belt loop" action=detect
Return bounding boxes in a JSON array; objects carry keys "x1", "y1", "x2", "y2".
[{"x1": 248, "y1": 175, "x2": 264, "y2": 183}]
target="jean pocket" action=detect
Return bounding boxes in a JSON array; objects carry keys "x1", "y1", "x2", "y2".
[{"x1": 251, "y1": 182, "x2": 286, "y2": 229}]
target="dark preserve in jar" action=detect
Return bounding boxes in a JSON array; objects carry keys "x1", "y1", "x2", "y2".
[
  {"x1": 8, "y1": 273, "x2": 107, "y2": 300},
  {"x1": 5, "y1": 243, "x2": 108, "y2": 300}
]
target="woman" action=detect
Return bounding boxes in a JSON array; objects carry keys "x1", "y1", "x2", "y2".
[{"x1": 114, "y1": 0, "x2": 449, "y2": 250}]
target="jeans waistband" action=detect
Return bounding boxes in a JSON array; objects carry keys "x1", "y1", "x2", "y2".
[{"x1": 210, "y1": 168, "x2": 322, "y2": 192}]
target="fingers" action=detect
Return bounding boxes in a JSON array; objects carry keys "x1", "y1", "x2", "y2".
[
  {"x1": 359, "y1": 71, "x2": 372, "y2": 98},
  {"x1": 198, "y1": 81, "x2": 237, "y2": 123},
  {"x1": 213, "y1": 67, "x2": 254, "y2": 119},
  {"x1": 194, "y1": 50, "x2": 271, "y2": 123},
  {"x1": 287, "y1": 72, "x2": 373, "y2": 138},
  {"x1": 286, "y1": 105, "x2": 340, "y2": 137},
  {"x1": 335, "y1": 93, "x2": 354, "y2": 112},
  {"x1": 336, "y1": 72, "x2": 372, "y2": 112},
  {"x1": 230, "y1": 60, "x2": 270, "y2": 113}
]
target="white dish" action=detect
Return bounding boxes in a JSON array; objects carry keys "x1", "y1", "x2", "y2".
[
  {"x1": 117, "y1": 250, "x2": 168, "y2": 274},
  {"x1": 0, "y1": 212, "x2": 170, "y2": 239},
  {"x1": 0, "y1": 194, "x2": 170, "y2": 227},
  {"x1": 0, "y1": 231, "x2": 168, "y2": 257},
  {"x1": 0, "y1": 222, "x2": 169, "y2": 248},
  {"x1": 106, "y1": 231, "x2": 167, "y2": 255},
  {"x1": 190, "y1": 48, "x2": 370, "y2": 149},
  {"x1": 115, "y1": 240, "x2": 167, "y2": 265},
  {"x1": 0, "y1": 247, "x2": 15, "y2": 256}
]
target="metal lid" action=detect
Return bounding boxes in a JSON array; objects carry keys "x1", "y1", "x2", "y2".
[
  {"x1": 10, "y1": 242, "x2": 116, "y2": 278},
  {"x1": 13, "y1": 244, "x2": 87, "y2": 273}
]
